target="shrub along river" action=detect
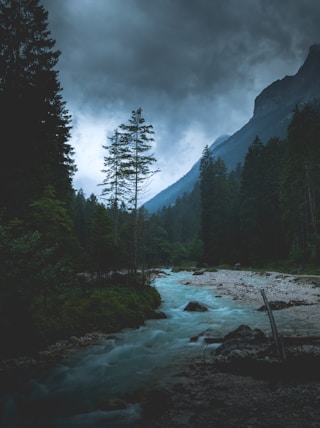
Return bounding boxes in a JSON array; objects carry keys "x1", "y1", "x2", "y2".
[{"x1": 1, "y1": 270, "x2": 304, "y2": 427}]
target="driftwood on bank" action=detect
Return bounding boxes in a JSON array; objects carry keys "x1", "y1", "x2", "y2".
[{"x1": 260, "y1": 288, "x2": 286, "y2": 361}]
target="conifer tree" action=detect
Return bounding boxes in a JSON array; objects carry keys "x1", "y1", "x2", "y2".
[
  {"x1": 0, "y1": 0, "x2": 75, "y2": 219},
  {"x1": 119, "y1": 108, "x2": 159, "y2": 271},
  {"x1": 239, "y1": 136, "x2": 265, "y2": 263},
  {"x1": 119, "y1": 108, "x2": 158, "y2": 211},
  {"x1": 199, "y1": 146, "x2": 229, "y2": 265},
  {"x1": 100, "y1": 129, "x2": 130, "y2": 244},
  {"x1": 199, "y1": 145, "x2": 215, "y2": 263},
  {"x1": 91, "y1": 203, "x2": 114, "y2": 278},
  {"x1": 260, "y1": 137, "x2": 284, "y2": 261},
  {"x1": 280, "y1": 104, "x2": 320, "y2": 263}
]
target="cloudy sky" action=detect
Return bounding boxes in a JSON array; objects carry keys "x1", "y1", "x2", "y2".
[{"x1": 41, "y1": 0, "x2": 320, "y2": 204}]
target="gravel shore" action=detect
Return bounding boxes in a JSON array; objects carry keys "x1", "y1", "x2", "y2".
[{"x1": 186, "y1": 269, "x2": 320, "y2": 333}]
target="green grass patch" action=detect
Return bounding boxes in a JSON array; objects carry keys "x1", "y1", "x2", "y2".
[{"x1": 0, "y1": 284, "x2": 161, "y2": 357}]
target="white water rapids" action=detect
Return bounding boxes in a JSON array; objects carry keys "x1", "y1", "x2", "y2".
[{"x1": 2, "y1": 270, "x2": 309, "y2": 427}]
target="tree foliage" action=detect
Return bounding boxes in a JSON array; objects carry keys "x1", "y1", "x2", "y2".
[
  {"x1": 100, "y1": 108, "x2": 159, "y2": 271},
  {"x1": 280, "y1": 104, "x2": 320, "y2": 263},
  {"x1": 152, "y1": 103, "x2": 320, "y2": 269},
  {"x1": 100, "y1": 130, "x2": 130, "y2": 208},
  {"x1": 199, "y1": 146, "x2": 230, "y2": 265},
  {"x1": 0, "y1": 2, "x2": 165, "y2": 357},
  {"x1": 239, "y1": 136, "x2": 265, "y2": 263},
  {"x1": 119, "y1": 108, "x2": 159, "y2": 210},
  {"x1": 0, "y1": 0, "x2": 75, "y2": 220}
]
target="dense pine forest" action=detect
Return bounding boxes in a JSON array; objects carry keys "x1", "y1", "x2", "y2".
[{"x1": 1, "y1": 0, "x2": 320, "y2": 358}]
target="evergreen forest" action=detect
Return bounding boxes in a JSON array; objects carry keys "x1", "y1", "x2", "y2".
[
  {"x1": 1, "y1": 0, "x2": 320, "y2": 357},
  {"x1": 154, "y1": 103, "x2": 320, "y2": 271}
]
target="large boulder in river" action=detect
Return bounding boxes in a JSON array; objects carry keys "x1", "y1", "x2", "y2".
[
  {"x1": 148, "y1": 310, "x2": 167, "y2": 319},
  {"x1": 184, "y1": 301, "x2": 208, "y2": 312}
]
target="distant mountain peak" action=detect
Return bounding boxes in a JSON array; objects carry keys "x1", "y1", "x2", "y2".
[
  {"x1": 308, "y1": 43, "x2": 320, "y2": 53},
  {"x1": 297, "y1": 43, "x2": 320, "y2": 76},
  {"x1": 254, "y1": 43, "x2": 320, "y2": 117}
]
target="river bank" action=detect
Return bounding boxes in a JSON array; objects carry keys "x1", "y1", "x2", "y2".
[
  {"x1": 184, "y1": 269, "x2": 320, "y2": 333},
  {"x1": 140, "y1": 357, "x2": 320, "y2": 427},
  {"x1": 139, "y1": 269, "x2": 320, "y2": 427}
]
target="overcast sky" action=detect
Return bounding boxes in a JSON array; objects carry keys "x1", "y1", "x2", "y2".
[{"x1": 41, "y1": 0, "x2": 320, "y2": 204}]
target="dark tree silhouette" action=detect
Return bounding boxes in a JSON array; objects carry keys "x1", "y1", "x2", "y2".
[{"x1": 0, "y1": 0, "x2": 75, "y2": 219}]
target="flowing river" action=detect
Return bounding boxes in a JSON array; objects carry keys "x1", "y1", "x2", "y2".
[{"x1": 1, "y1": 270, "x2": 304, "y2": 427}]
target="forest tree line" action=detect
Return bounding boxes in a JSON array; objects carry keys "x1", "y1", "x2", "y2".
[
  {"x1": 69, "y1": 101, "x2": 320, "y2": 273},
  {"x1": 155, "y1": 103, "x2": 320, "y2": 271}
]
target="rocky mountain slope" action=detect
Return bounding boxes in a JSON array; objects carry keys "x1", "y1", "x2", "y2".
[{"x1": 144, "y1": 44, "x2": 320, "y2": 213}]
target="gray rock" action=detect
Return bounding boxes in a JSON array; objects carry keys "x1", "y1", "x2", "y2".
[{"x1": 183, "y1": 301, "x2": 208, "y2": 312}]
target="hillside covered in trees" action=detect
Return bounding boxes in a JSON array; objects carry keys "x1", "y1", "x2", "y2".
[{"x1": 154, "y1": 103, "x2": 320, "y2": 269}]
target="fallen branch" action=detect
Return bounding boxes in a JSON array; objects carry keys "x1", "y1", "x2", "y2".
[{"x1": 260, "y1": 289, "x2": 286, "y2": 361}]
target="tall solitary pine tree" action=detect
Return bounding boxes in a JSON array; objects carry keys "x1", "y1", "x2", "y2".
[{"x1": 119, "y1": 108, "x2": 159, "y2": 271}]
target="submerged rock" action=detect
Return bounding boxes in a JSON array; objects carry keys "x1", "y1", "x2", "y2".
[
  {"x1": 183, "y1": 301, "x2": 208, "y2": 312},
  {"x1": 148, "y1": 310, "x2": 167, "y2": 319}
]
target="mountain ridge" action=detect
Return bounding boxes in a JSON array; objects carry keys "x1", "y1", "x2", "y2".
[
  {"x1": 144, "y1": 134, "x2": 230, "y2": 211},
  {"x1": 144, "y1": 44, "x2": 320, "y2": 213}
]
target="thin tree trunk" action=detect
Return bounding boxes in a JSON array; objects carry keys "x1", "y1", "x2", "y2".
[{"x1": 133, "y1": 133, "x2": 139, "y2": 272}]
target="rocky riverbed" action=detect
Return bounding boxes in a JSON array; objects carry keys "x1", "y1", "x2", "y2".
[
  {"x1": 140, "y1": 357, "x2": 320, "y2": 427},
  {"x1": 185, "y1": 269, "x2": 320, "y2": 334},
  {"x1": 138, "y1": 269, "x2": 320, "y2": 427}
]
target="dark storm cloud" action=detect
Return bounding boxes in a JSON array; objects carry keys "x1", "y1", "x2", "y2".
[
  {"x1": 41, "y1": 0, "x2": 320, "y2": 200},
  {"x1": 44, "y1": 0, "x2": 318, "y2": 98}
]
